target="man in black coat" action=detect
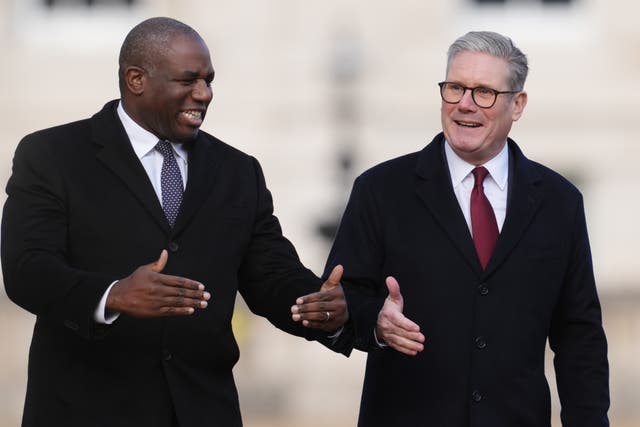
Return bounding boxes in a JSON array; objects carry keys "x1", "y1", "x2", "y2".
[
  {"x1": 313, "y1": 31, "x2": 610, "y2": 426},
  {"x1": 2, "y1": 17, "x2": 347, "y2": 427}
]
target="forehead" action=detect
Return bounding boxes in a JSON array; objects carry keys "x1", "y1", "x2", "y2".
[
  {"x1": 158, "y1": 34, "x2": 213, "y2": 74},
  {"x1": 447, "y1": 51, "x2": 510, "y2": 88}
]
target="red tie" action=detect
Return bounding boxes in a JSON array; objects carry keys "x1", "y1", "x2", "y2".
[{"x1": 471, "y1": 167, "x2": 498, "y2": 269}]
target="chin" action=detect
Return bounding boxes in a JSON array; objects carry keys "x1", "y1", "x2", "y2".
[
  {"x1": 175, "y1": 130, "x2": 200, "y2": 143},
  {"x1": 450, "y1": 138, "x2": 482, "y2": 152}
]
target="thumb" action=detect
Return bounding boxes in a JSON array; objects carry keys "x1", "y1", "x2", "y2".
[
  {"x1": 321, "y1": 264, "x2": 343, "y2": 291},
  {"x1": 385, "y1": 276, "x2": 403, "y2": 306},
  {"x1": 150, "y1": 249, "x2": 168, "y2": 273}
]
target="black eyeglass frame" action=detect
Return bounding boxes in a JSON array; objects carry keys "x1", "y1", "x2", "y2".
[{"x1": 438, "y1": 81, "x2": 521, "y2": 109}]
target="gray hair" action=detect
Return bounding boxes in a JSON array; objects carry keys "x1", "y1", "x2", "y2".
[
  {"x1": 118, "y1": 17, "x2": 202, "y2": 91},
  {"x1": 446, "y1": 31, "x2": 528, "y2": 91}
]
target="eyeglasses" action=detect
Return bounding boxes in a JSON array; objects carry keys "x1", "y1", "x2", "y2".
[{"x1": 438, "y1": 82, "x2": 520, "y2": 109}]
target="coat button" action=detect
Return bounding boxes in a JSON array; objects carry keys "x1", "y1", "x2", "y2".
[
  {"x1": 478, "y1": 284, "x2": 489, "y2": 296},
  {"x1": 475, "y1": 336, "x2": 487, "y2": 349},
  {"x1": 472, "y1": 390, "x2": 482, "y2": 402},
  {"x1": 167, "y1": 241, "x2": 179, "y2": 253}
]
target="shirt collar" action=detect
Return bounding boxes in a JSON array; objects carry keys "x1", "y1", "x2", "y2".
[
  {"x1": 444, "y1": 140, "x2": 509, "y2": 190},
  {"x1": 117, "y1": 101, "x2": 188, "y2": 162}
]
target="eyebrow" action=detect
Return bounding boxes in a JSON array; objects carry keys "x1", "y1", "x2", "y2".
[
  {"x1": 180, "y1": 71, "x2": 200, "y2": 78},
  {"x1": 178, "y1": 70, "x2": 215, "y2": 79}
]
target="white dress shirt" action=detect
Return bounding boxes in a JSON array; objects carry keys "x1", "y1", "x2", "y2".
[
  {"x1": 93, "y1": 102, "x2": 189, "y2": 323},
  {"x1": 444, "y1": 141, "x2": 509, "y2": 233},
  {"x1": 117, "y1": 102, "x2": 188, "y2": 196}
]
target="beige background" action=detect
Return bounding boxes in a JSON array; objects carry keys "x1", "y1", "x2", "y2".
[{"x1": 1, "y1": 0, "x2": 639, "y2": 426}]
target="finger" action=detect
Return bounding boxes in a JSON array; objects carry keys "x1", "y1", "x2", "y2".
[
  {"x1": 302, "y1": 319, "x2": 329, "y2": 330},
  {"x1": 160, "y1": 306, "x2": 196, "y2": 317},
  {"x1": 385, "y1": 276, "x2": 403, "y2": 304},
  {"x1": 295, "y1": 306, "x2": 332, "y2": 321},
  {"x1": 296, "y1": 284, "x2": 344, "y2": 306},
  {"x1": 150, "y1": 250, "x2": 168, "y2": 273},
  {"x1": 169, "y1": 288, "x2": 211, "y2": 305},
  {"x1": 378, "y1": 322, "x2": 425, "y2": 353},
  {"x1": 387, "y1": 336, "x2": 425, "y2": 356},
  {"x1": 157, "y1": 289, "x2": 212, "y2": 315},
  {"x1": 389, "y1": 313, "x2": 421, "y2": 333},
  {"x1": 400, "y1": 319, "x2": 421, "y2": 333},
  {"x1": 392, "y1": 329, "x2": 425, "y2": 344},
  {"x1": 157, "y1": 285, "x2": 211, "y2": 300},
  {"x1": 291, "y1": 298, "x2": 339, "y2": 317},
  {"x1": 170, "y1": 294, "x2": 209, "y2": 309},
  {"x1": 384, "y1": 326, "x2": 425, "y2": 349},
  {"x1": 301, "y1": 317, "x2": 340, "y2": 331},
  {"x1": 291, "y1": 307, "x2": 337, "y2": 322},
  {"x1": 380, "y1": 306, "x2": 422, "y2": 334},
  {"x1": 158, "y1": 275, "x2": 205, "y2": 291},
  {"x1": 320, "y1": 264, "x2": 343, "y2": 292},
  {"x1": 295, "y1": 288, "x2": 335, "y2": 306}
]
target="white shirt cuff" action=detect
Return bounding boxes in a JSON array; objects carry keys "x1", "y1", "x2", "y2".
[
  {"x1": 328, "y1": 326, "x2": 344, "y2": 340},
  {"x1": 373, "y1": 328, "x2": 388, "y2": 348},
  {"x1": 93, "y1": 280, "x2": 121, "y2": 324}
]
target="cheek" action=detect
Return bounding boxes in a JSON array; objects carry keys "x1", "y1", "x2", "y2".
[
  {"x1": 486, "y1": 114, "x2": 512, "y2": 139},
  {"x1": 441, "y1": 103, "x2": 454, "y2": 116},
  {"x1": 441, "y1": 105, "x2": 456, "y2": 127}
]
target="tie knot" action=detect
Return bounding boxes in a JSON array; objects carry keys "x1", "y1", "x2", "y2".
[
  {"x1": 472, "y1": 167, "x2": 490, "y2": 187},
  {"x1": 155, "y1": 140, "x2": 174, "y2": 158}
]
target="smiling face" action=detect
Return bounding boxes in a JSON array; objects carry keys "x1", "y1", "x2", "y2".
[
  {"x1": 124, "y1": 33, "x2": 215, "y2": 143},
  {"x1": 441, "y1": 51, "x2": 527, "y2": 165}
]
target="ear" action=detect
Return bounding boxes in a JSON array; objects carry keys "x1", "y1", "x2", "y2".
[
  {"x1": 123, "y1": 66, "x2": 146, "y2": 96},
  {"x1": 512, "y1": 91, "x2": 528, "y2": 122}
]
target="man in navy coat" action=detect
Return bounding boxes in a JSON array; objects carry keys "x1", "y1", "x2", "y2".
[
  {"x1": 320, "y1": 31, "x2": 609, "y2": 426},
  {"x1": 2, "y1": 17, "x2": 348, "y2": 427}
]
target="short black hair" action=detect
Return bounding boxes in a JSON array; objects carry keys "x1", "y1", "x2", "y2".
[{"x1": 118, "y1": 17, "x2": 202, "y2": 91}]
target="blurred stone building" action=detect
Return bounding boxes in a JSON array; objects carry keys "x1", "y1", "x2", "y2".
[{"x1": 0, "y1": 0, "x2": 638, "y2": 426}]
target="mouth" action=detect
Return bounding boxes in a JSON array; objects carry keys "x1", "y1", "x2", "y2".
[
  {"x1": 180, "y1": 109, "x2": 205, "y2": 127},
  {"x1": 455, "y1": 120, "x2": 482, "y2": 128}
]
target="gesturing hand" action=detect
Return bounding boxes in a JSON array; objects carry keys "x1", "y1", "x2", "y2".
[
  {"x1": 106, "y1": 250, "x2": 210, "y2": 318},
  {"x1": 376, "y1": 276, "x2": 425, "y2": 356},
  {"x1": 290, "y1": 265, "x2": 349, "y2": 332}
]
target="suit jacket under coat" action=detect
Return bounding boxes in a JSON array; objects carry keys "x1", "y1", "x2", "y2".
[
  {"x1": 2, "y1": 100, "x2": 332, "y2": 427},
  {"x1": 327, "y1": 133, "x2": 609, "y2": 427}
]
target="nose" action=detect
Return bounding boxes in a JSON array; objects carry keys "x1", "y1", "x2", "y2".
[
  {"x1": 458, "y1": 88, "x2": 477, "y2": 111},
  {"x1": 192, "y1": 79, "x2": 213, "y2": 103}
]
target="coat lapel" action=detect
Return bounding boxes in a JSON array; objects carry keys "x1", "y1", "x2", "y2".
[
  {"x1": 91, "y1": 100, "x2": 170, "y2": 233},
  {"x1": 171, "y1": 132, "x2": 222, "y2": 235},
  {"x1": 414, "y1": 134, "x2": 481, "y2": 274},
  {"x1": 484, "y1": 139, "x2": 543, "y2": 275},
  {"x1": 414, "y1": 135, "x2": 544, "y2": 277}
]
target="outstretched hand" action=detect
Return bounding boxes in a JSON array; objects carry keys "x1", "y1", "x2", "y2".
[
  {"x1": 106, "y1": 250, "x2": 210, "y2": 318},
  {"x1": 291, "y1": 265, "x2": 348, "y2": 332},
  {"x1": 376, "y1": 276, "x2": 425, "y2": 356}
]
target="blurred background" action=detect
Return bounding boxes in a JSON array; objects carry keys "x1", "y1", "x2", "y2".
[{"x1": 0, "y1": 0, "x2": 638, "y2": 426}]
